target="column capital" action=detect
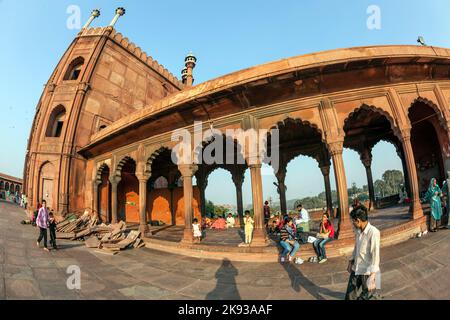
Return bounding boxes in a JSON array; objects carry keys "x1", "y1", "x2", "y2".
[
  {"x1": 76, "y1": 82, "x2": 90, "y2": 95},
  {"x1": 245, "y1": 155, "x2": 262, "y2": 167},
  {"x1": 178, "y1": 164, "x2": 198, "y2": 177},
  {"x1": 274, "y1": 165, "x2": 286, "y2": 182},
  {"x1": 359, "y1": 148, "x2": 373, "y2": 168},
  {"x1": 319, "y1": 165, "x2": 330, "y2": 176},
  {"x1": 109, "y1": 175, "x2": 121, "y2": 185},
  {"x1": 47, "y1": 83, "x2": 57, "y2": 93},
  {"x1": 399, "y1": 127, "x2": 411, "y2": 142},
  {"x1": 232, "y1": 171, "x2": 245, "y2": 188},
  {"x1": 135, "y1": 173, "x2": 151, "y2": 182},
  {"x1": 327, "y1": 140, "x2": 344, "y2": 156},
  {"x1": 196, "y1": 174, "x2": 208, "y2": 190}
]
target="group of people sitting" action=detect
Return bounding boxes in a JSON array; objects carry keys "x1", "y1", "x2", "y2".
[
  {"x1": 191, "y1": 212, "x2": 241, "y2": 242},
  {"x1": 271, "y1": 204, "x2": 335, "y2": 264}
]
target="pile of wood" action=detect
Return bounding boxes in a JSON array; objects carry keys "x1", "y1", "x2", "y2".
[{"x1": 55, "y1": 212, "x2": 145, "y2": 255}]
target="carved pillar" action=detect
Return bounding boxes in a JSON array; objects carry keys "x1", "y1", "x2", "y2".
[
  {"x1": 92, "y1": 179, "x2": 102, "y2": 220},
  {"x1": 168, "y1": 169, "x2": 178, "y2": 225},
  {"x1": 360, "y1": 149, "x2": 375, "y2": 211},
  {"x1": 275, "y1": 166, "x2": 287, "y2": 214},
  {"x1": 195, "y1": 166, "x2": 208, "y2": 218},
  {"x1": 319, "y1": 165, "x2": 333, "y2": 215},
  {"x1": 400, "y1": 128, "x2": 424, "y2": 219},
  {"x1": 179, "y1": 164, "x2": 198, "y2": 243},
  {"x1": 397, "y1": 145, "x2": 411, "y2": 197},
  {"x1": 109, "y1": 176, "x2": 121, "y2": 224},
  {"x1": 136, "y1": 174, "x2": 150, "y2": 234},
  {"x1": 248, "y1": 161, "x2": 268, "y2": 246},
  {"x1": 328, "y1": 141, "x2": 353, "y2": 239},
  {"x1": 232, "y1": 169, "x2": 245, "y2": 227}
]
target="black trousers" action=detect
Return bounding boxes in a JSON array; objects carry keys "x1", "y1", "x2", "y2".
[
  {"x1": 49, "y1": 227, "x2": 57, "y2": 248},
  {"x1": 37, "y1": 227, "x2": 47, "y2": 248},
  {"x1": 345, "y1": 272, "x2": 381, "y2": 300}
]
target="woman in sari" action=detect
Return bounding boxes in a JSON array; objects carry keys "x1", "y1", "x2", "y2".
[{"x1": 422, "y1": 178, "x2": 443, "y2": 232}]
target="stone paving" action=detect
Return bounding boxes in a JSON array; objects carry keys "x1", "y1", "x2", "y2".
[{"x1": 1, "y1": 200, "x2": 449, "y2": 300}]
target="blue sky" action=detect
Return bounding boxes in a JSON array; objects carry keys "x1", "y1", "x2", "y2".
[{"x1": 1, "y1": 0, "x2": 449, "y2": 205}]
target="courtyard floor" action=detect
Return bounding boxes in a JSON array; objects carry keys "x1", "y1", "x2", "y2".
[{"x1": 1, "y1": 200, "x2": 449, "y2": 300}]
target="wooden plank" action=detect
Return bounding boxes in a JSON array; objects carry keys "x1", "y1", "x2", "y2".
[
  {"x1": 85, "y1": 236, "x2": 100, "y2": 248},
  {"x1": 56, "y1": 232, "x2": 76, "y2": 239},
  {"x1": 94, "y1": 249, "x2": 118, "y2": 255},
  {"x1": 74, "y1": 227, "x2": 92, "y2": 239}
]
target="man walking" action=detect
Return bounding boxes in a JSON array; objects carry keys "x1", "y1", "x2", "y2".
[{"x1": 345, "y1": 206, "x2": 381, "y2": 300}]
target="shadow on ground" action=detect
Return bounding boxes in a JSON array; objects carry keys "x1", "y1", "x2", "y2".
[{"x1": 206, "y1": 258, "x2": 241, "y2": 299}]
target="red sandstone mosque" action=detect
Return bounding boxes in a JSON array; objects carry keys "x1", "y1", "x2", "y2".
[{"x1": 23, "y1": 8, "x2": 450, "y2": 248}]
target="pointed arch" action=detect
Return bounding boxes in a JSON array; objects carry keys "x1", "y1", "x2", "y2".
[
  {"x1": 63, "y1": 56, "x2": 85, "y2": 81},
  {"x1": 46, "y1": 105, "x2": 66, "y2": 137},
  {"x1": 409, "y1": 97, "x2": 447, "y2": 132},
  {"x1": 114, "y1": 155, "x2": 136, "y2": 177}
]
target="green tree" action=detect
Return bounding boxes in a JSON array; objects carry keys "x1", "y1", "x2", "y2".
[
  {"x1": 382, "y1": 170, "x2": 404, "y2": 196},
  {"x1": 374, "y1": 179, "x2": 386, "y2": 198},
  {"x1": 205, "y1": 200, "x2": 215, "y2": 217}
]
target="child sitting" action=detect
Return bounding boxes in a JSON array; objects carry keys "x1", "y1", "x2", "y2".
[{"x1": 226, "y1": 213, "x2": 235, "y2": 228}]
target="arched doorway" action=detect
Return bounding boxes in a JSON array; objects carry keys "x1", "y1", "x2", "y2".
[
  {"x1": 97, "y1": 165, "x2": 111, "y2": 223},
  {"x1": 117, "y1": 157, "x2": 139, "y2": 223},
  {"x1": 39, "y1": 162, "x2": 55, "y2": 210},
  {"x1": 343, "y1": 105, "x2": 405, "y2": 210},
  {"x1": 205, "y1": 168, "x2": 237, "y2": 218},
  {"x1": 147, "y1": 175, "x2": 172, "y2": 225},
  {"x1": 408, "y1": 99, "x2": 448, "y2": 193},
  {"x1": 146, "y1": 147, "x2": 179, "y2": 225},
  {"x1": 266, "y1": 118, "x2": 332, "y2": 215}
]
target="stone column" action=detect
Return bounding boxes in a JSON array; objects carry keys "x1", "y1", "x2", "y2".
[
  {"x1": 92, "y1": 179, "x2": 101, "y2": 220},
  {"x1": 360, "y1": 149, "x2": 375, "y2": 211},
  {"x1": 397, "y1": 146, "x2": 411, "y2": 197},
  {"x1": 109, "y1": 176, "x2": 121, "y2": 224},
  {"x1": 232, "y1": 170, "x2": 245, "y2": 227},
  {"x1": 179, "y1": 164, "x2": 198, "y2": 243},
  {"x1": 136, "y1": 174, "x2": 150, "y2": 234},
  {"x1": 319, "y1": 165, "x2": 333, "y2": 216},
  {"x1": 328, "y1": 141, "x2": 353, "y2": 239},
  {"x1": 248, "y1": 161, "x2": 268, "y2": 246},
  {"x1": 275, "y1": 166, "x2": 287, "y2": 214},
  {"x1": 400, "y1": 128, "x2": 424, "y2": 219},
  {"x1": 196, "y1": 176, "x2": 207, "y2": 218}
]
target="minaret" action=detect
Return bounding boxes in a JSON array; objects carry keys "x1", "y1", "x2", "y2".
[
  {"x1": 181, "y1": 67, "x2": 188, "y2": 85},
  {"x1": 82, "y1": 9, "x2": 101, "y2": 29},
  {"x1": 109, "y1": 7, "x2": 126, "y2": 27},
  {"x1": 184, "y1": 52, "x2": 197, "y2": 87}
]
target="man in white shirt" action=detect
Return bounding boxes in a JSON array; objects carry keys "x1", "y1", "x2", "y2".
[
  {"x1": 295, "y1": 204, "x2": 310, "y2": 232},
  {"x1": 226, "y1": 213, "x2": 236, "y2": 228},
  {"x1": 345, "y1": 206, "x2": 381, "y2": 300}
]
